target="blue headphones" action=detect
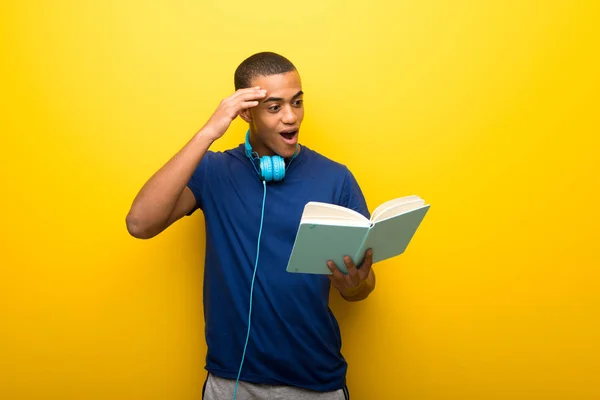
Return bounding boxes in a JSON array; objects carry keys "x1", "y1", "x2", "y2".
[{"x1": 244, "y1": 129, "x2": 298, "y2": 182}]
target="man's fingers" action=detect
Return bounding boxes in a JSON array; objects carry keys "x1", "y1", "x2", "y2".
[
  {"x1": 327, "y1": 261, "x2": 344, "y2": 282},
  {"x1": 239, "y1": 101, "x2": 260, "y2": 109},
  {"x1": 240, "y1": 90, "x2": 267, "y2": 101},
  {"x1": 230, "y1": 87, "x2": 266, "y2": 102},
  {"x1": 344, "y1": 256, "x2": 361, "y2": 287},
  {"x1": 232, "y1": 90, "x2": 266, "y2": 111}
]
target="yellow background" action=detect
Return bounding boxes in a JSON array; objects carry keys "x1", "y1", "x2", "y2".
[{"x1": 1, "y1": 1, "x2": 599, "y2": 399}]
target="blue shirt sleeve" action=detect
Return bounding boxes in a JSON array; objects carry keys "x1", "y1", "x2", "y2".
[
  {"x1": 340, "y1": 167, "x2": 370, "y2": 219},
  {"x1": 186, "y1": 151, "x2": 213, "y2": 215}
]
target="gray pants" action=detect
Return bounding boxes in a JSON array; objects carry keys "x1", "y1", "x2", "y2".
[{"x1": 202, "y1": 373, "x2": 349, "y2": 400}]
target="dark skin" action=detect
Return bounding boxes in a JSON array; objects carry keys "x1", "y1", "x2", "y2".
[{"x1": 328, "y1": 249, "x2": 376, "y2": 301}]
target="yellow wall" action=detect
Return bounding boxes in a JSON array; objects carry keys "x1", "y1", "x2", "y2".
[{"x1": 2, "y1": 1, "x2": 599, "y2": 399}]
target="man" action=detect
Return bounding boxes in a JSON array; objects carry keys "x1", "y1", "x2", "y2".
[{"x1": 126, "y1": 52, "x2": 375, "y2": 399}]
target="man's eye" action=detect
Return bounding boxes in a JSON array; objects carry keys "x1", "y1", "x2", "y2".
[
  {"x1": 268, "y1": 105, "x2": 281, "y2": 112},
  {"x1": 293, "y1": 99, "x2": 303, "y2": 107}
]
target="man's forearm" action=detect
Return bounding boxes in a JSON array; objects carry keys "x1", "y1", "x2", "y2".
[
  {"x1": 126, "y1": 129, "x2": 215, "y2": 237},
  {"x1": 341, "y1": 269, "x2": 376, "y2": 301}
]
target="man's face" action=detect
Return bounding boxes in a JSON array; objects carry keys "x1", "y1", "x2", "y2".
[{"x1": 242, "y1": 70, "x2": 304, "y2": 158}]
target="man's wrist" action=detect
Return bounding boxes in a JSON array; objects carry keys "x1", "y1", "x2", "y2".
[
  {"x1": 194, "y1": 127, "x2": 219, "y2": 145},
  {"x1": 340, "y1": 270, "x2": 376, "y2": 301},
  {"x1": 340, "y1": 279, "x2": 369, "y2": 299}
]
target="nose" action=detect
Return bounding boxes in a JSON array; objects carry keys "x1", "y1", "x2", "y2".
[{"x1": 281, "y1": 105, "x2": 298, "y2": 125}]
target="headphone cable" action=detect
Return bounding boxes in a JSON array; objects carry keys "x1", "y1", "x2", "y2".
[{"x1": 232, "y1": 180, "x2": 267, "y2": 399}]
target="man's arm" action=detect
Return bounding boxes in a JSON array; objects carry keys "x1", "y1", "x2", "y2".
[
  {"x1": 125, "y1": 87, "x2": 267, "y2": 239},
  {"x1": 125, "y1": 132, "x2": 213, "y2": 239},
  {"x1": 328, "y1": 249, "x2": 376, "y2": 302}
]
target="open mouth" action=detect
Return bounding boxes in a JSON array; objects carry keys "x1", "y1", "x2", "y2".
[{"x1": 280, "y1": 129, "x2": 298, "y2": 143}]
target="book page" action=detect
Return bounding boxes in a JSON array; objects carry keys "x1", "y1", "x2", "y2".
[
  {"x1": 302, "y1": 202, "x2": 369, "y2": 223},
  {"x1": 371, "y1": 195, "x2": 422, "y2": 222},
  {"x1": 372, "y1": 199, "x2": 426, "y2": 223},
  {"x1": 301, "y1": 217, "x2": 370, "y2": 228}
]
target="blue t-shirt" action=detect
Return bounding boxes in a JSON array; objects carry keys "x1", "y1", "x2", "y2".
[{"x1": 186, "y1": 143, "x2": 369, "y2": 392}]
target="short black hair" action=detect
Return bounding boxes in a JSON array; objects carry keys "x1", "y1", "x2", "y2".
[{"x1": 234, "y1": 52, "x2": 297, "y2": 90}]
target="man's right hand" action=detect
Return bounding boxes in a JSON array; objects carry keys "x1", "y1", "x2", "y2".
[
  {"x1": 126, "y1": 87, "x2": 267, "y2": 239},
  {"x1": 202, "y1": 87, "x2": 267, "y2": 141}
]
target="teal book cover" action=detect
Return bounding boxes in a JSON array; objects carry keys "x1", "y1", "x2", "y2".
[
  {"x1": 357, "y1": 205, "x2": 430, "y2": 266},
  {"x1": 286, "y1": 198, "x2": 430, "y2": 275},
  {"x1": 286, "y1": 223, "x2": 368, "y2": 274}
]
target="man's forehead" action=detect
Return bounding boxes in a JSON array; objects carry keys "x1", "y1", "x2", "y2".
[{"x1": 250, "y1": 71, "x2": 302, "y2": 95}]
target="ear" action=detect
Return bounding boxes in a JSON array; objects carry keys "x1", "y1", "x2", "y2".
[{"x1": 239, "y1": 108, "x2": 252, "y2": 123}]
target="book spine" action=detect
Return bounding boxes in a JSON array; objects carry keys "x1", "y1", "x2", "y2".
[{"x1": 352, "y1": 227, "x2": 371, "y2": 267}]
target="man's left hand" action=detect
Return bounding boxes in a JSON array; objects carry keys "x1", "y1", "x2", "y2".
[{"x1": 327, "y1": 249, "x2": 375, "y2": 301}]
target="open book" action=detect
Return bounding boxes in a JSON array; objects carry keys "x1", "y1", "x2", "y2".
[{"x1": 286, "y1": 195, "x2": 430, "y2": 275}]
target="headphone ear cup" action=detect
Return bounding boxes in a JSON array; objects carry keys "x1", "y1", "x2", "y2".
[
  {"x1": 271, "y1": 156, "x2": 286, "y2": 182},
  {"x1": 260, "y1": 156, "x2": 274, "y2": 182}
]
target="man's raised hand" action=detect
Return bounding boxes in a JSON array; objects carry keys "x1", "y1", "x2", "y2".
[{"x1": 202, "y1": 87, "x2": 266, "y2": 141}]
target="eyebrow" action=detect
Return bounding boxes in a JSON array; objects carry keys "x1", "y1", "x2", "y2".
[{"x1": 263, "y1": 90, "x2": 304, "y2": 103}]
